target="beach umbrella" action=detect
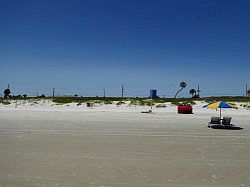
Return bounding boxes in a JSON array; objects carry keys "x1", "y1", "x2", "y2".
[{"x1": 203, "y1": 101, "x2": 238, "y2": 119}]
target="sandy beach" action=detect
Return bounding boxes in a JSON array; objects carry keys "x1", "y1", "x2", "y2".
[
  {"x1": 0, "y1": 102, "x2": 250, "y2": 187},
  {"x1": 1, "y1": 0, "x2": 250, "y2": 186}
]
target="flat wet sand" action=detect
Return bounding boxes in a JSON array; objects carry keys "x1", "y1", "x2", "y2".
[{"x1": 0, "y1": 111, "x2": 249, "y2": 187}]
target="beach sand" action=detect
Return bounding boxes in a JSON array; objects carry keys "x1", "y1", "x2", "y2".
[{"x1": 0, "y1": 106, "x2": 249, "y2": 186}]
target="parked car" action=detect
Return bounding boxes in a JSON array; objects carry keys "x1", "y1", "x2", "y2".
[{"x1": 177, "y1": 103, "x2": 193, "y2": 114}]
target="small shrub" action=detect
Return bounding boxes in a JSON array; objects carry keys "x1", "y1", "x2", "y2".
[
  {"x1": 116, "y1": 101, "x2": 125, "y2": 105},
  {"x1": 1, "y1": 101, "x2": 11, "y2": 105},
  {"x1": 189, "y1": 101, "x2": 196, "y2": 105},
  {"x1": 93, "y1": 100, "x2": 103, "y2": 104},
  {"x1": 145, "y1": 101, "x2": 154, "y2": 106},
  {"x1": 104, "y1": 100, "x2": 113, "y2": 105},
  {"x1": 52, "y1": 97, "x2": 73, "y2": 104},
  {"x1": 137, "y1": 100, "x2": 154, "y2": 106},
  {"x1": 129, "y1": 100, "x2": 138, "y2": 106},
  {"x1": 138, "y1": 100, "x2": 145, "y2": 106},
  {"x1": 156, "y1": 104, "x2": 166, "y2": 108}
]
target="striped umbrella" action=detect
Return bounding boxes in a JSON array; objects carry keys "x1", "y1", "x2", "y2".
[{"x1": 203, "y1": 101, "x2": 238, "y2": 119}]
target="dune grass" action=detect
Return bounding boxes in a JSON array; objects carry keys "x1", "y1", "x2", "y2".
[
  {"x1": 116, "y1": 101, "x2": 126, "y2": 106},
  {"x1": 155, "y1": 104, "x2": 166, "y2": 108},
  {"x1": 1, "y1": 96, "x2": 250, "y2": 106},
  {"x1": 0, "y1": 101, "x2": 11, "y2": 105}
]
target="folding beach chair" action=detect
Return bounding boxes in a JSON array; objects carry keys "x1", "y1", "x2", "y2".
[
  {"x1": 208, "y1": 117, "x2": 221, "y2": 128},
  {"x1": 209, "y1": 117, "x2": 221, "y2": 125},
  {"x1": 222, "y1": 117, "x2": 232, "y2": 126},
  {"x1": 208, "y1": 116, "x2": 243, "y2": 130}
]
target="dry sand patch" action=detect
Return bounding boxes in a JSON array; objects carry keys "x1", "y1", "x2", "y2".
[{"x1": 0, "y1": 111, "x2": 249, "y2": 187}]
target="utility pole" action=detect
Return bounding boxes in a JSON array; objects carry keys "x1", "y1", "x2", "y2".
[
  {"x1": 52, "y1": 88, "x2": 55, "y2": 98},
  {"x1": 197, "y1": 85, "x2": 201, "y2": 98},
  {"x1": 246, "y1": 84, "x2": 248, "y2": 98},
  {"x1": 121, "y1": 85, "x2": 124, "y2": 98},
  {"x1": 103, "y1": 89, "x2": 106, "y2": 98},
  {"x1": 37, "y1": 92, "x2": 39, "y2": 97}
]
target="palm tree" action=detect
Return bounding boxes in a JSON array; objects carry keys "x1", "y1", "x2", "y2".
[
  {"x1": 4, "y1": 88, "x2": 11, "y2": 98},
  {"x1": 189, "y1": 89, "x2": 196, "y2": 98},
  {"x1": 174, "y1": 81, "x2": 186, "y2": 98}
]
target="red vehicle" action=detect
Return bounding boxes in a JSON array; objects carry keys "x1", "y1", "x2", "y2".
[{"x1": 178, "y1": 103, "x2": 193, "y2": 114}]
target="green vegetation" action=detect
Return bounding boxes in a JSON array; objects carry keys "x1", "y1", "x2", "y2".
[
  {"x1": 103, "y1": 100, "x2": 113, "y2": 105},
  {"x1": 155, "y1": 104, "x2": 166, "y2": 108},
  {"x1": 128, "y1": 100, "x2": 138, "y2": 106},
  {"x1": 0, "y1": 101, "x2": 11, "y2": 105},
  {"x1": 203, "y1": 96, "x2": 250, "y2": 103},
  {"x1": 138, "y1": 100, "x2": 153, "y2": 106},
  {"x1": 116, "y1": 101, "x2": 126, "y2": 106},
  {"x1": 93, "y1": 100, "x2": 103, "y2": 104},
  {"x1": 52, "y1": 97, "x2": 74, "y2": 104},
  {"x1": 1, "y1": 96, "x2": 250, "y2": 106}
]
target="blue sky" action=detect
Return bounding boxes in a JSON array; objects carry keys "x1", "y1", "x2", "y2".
[{"x1": 0, "y1": 0, "x2": 249, "y2": 97}]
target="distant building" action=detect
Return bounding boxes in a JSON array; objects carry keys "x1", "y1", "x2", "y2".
[{"x1": 150, "y1": 89, "x2": 157, "y2": 99}]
